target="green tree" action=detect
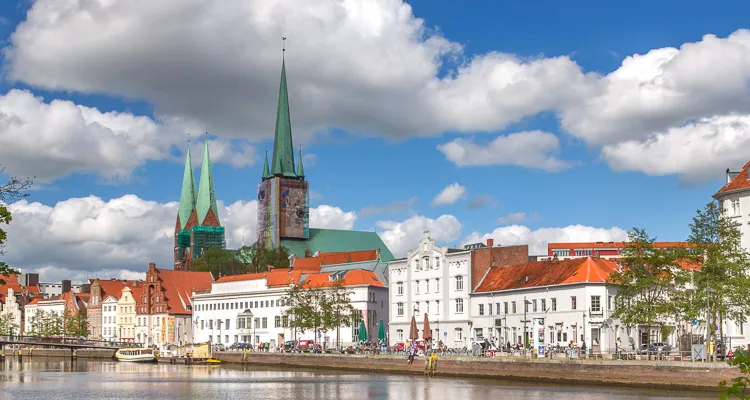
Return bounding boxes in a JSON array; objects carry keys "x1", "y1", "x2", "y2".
[
  {"x1": 193, "y1": 248, "x2": 249, "y2": 278},
  {"x1": 0, "y1": 313, "x2": 19, "y2": 335},
  {"x1": 321, "y1": 281, "x2": 357, "y2": 349},
  {"x1": 679, "y1": 201, "x2": 750, "y2": 361},
  {"x1": 720, "y1": 349, "x2": 750, "y2": 399},
  {"x1": 248, "y1": 244, "x2": 291, "y2": 273},
  {"x1": 63, "y1": 309, "x2": 89, "y2": 338},
  {"x1": 282, "y1": 283, "x2": 315, "y2": 342},
  {"x1": 0, "y1": 167, "x2": 33, "y2": 283},
  {"x1": 608, "y1": 227, "x2": 680, "y2": 359}
]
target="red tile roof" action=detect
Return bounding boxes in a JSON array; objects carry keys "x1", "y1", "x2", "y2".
[
  {"x1": 716, "y1": 160, "x2": 750, "y2": 195},
  {"x1": 95, "y1": 279, "x2": 142, "y2": 300},
  {"x1": 214, "y1": 270, "x2": 302, "y2": 288},
  {"x1": 300, "y1": 270, "x2": 385, "y2": 288},
  {"x1": 548, "y1": 242, "x2": 688, "y2": 250},
  {"x1": 474, "y1": 257, "x2": 620, "y2": 293},
  {"x1": 215, "y1": 273, "x2": 266, "y2": 283},
  {"x1": 25, "y1": 285, "x2": 40, "y2": 295},
  {"x1": 292, "y1": 250, "x2": 380, "y2": 272},
  {"x1": 156, "y1": 269, "x2": 212, "y2": 315},
  {"x1": 0, "y1": 274, "x2": 23, "y2": 304}
]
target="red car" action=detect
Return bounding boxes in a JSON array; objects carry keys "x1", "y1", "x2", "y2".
[{"x1": 392, "y1": 342, "x2": 405, "y2": 351}]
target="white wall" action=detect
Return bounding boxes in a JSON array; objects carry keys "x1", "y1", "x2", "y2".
[
  {"x1": 24, "y1": 300, "x2": 65, "y2": 333},
  {"x1": 102, "y1": 297, "x2": 118, "y2": 341},
  {"x1": 1, "y1": 289, "x2": 23, "y2": 334}
]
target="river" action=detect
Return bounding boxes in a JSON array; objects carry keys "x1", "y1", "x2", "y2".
[{"x1": 0, "y1": 359, "x2": 714, "y2": 399}]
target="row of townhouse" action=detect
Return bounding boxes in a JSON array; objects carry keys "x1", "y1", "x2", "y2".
[
  {"x1": 191, "y1": 250, "x2": 390, "y2": 349},
  {"x1": 388, "y1": 231, "x2": 703, "y2": 353}
]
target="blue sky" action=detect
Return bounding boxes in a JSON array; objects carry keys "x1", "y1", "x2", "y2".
[{"x1": 1, "y1": 0, "x2": 748, "y2": 280}]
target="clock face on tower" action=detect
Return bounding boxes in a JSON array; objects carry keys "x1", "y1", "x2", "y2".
[{"x1": 258, "y1": 189, "x2": 266, "y2": 201}]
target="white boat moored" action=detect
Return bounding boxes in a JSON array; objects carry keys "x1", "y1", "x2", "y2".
[{"x1": 115, "y1": 348, "x2": 156, "y2": 362}]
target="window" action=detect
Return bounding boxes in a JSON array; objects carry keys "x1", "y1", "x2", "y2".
[
  {"x1": 283, "y1": 316, "x2": 288, "y2": 327},
  {"x1": 552, "y1": 249, "x2": 568, "y2": 257},
  {"x1": 532, "y1": 299, "x2": 537, "y2": 312},
  {"x1": 496, "y1": 302, "x2": 501, "y2": 314},
  {"x1": 397, "y1": 302, "x2": 404, "y2": 316},
  {"x1": 254, "y1": 318, "x2": 260, "y2": 328},
  {"x1": 425, "y1": 301, "x2": 430, "y2": 314},
  {"x1": 397, "y1": 282, "x2": 404, "y2": 296},
  {"x1": 584, "y1": 249, "x2": 593, "y2": 256},
  {"x1": 541, "y1": 299, "x2": 546, "y2": 312},
  {"x1": 488, "y1": 303, "x2": 493, "y2": 315},
  {"x1": 225, "y1": 319, "x2": 230, "y2": 329},
  {"x1": 436, "y1": 278, "x2": 440, "y2": 293},
  {"x1": 524, "y1": 301, "x2": 529, "y2": 313},
  {"x1": 591, "y1": 296, "x2": 601, "y2": 312},
  {"x1": 435, "y1": 257, "x2": 441, "y2": 269},
  {"x1": 275, "y1": 316, "x2": 281, "y2": 327},
  {"x1": 479, "y1": 304, "x2": 484, "y2": 316},
  {"x1": 512, "y1": 301, "x2": 517, "y2": 314},
  {"x1": 397, "y1": 329, "x2": 404, "y2": 341},
  {"x1": 571, "y1": 296, "x2": 577, "y2": 310},
  {"x1": 415, "y1": 302, "x2": 420, "y2": 314},
  {"x1": 415, "y1": 280, "x2": 420, "y2": 295},
  {"x1": 575, "y1": 249, "x2": 583, "y2": 256},
  {"x1": 435, "y1": 300, "x2": 440, "y2": 315},
  {"x1": 208, "y1": 320, "x2": 213, "y2": 329},
  {"x1": 551, "y1": 298, "x2": 557, "y2": 311},
  {"x1": 262, "y1": 317, "x2": 267, "y2": 329},
  {"x1": 425, "y1": 279, "x2": 430, "y2": 294},
  {"x1": 423, "y1": 257, "x2": 429, "y2": 270},
  {"x1": 455, "y1": 298, "x2": 464, "y2": 313},
  {"x1": 504, "y1": 302, "x2": 508, "y2": 314},
  {"x1": 732, "y1": 198, "x2": 741, "y2": 216},
  {"x1": 455, "y1": 328, "x2": 463, "y2": 341},
  {"x1": 244, "y1": 302, "x2": 248, "y2": 309},
  {"x1": 608, "y1": 295, "x2": 613, "y2": 310},
  {"x1": 456, "y1": 276, "x2": 463, "y2": 291}
]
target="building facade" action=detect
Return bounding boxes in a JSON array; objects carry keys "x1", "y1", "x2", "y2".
[
  {"x1": 471, "y1": 257, "x2": 625, "y2": 353},
  {"x1": 714, "y1": 162, "x2": 750, "y2": 252},
  {"x1": 543, "y1": 242, "x2": 688, "y2": 261},
  {"x1": 117, "y1": 287, "x2": 137, "y2": 342},
  {"x1": 88, "y1": 279, "x2": 141, "y2": 340},
  {"x1": 388, "y1": 231, "x2": 528, "y2": 349},
  {"x1": 102, "y1": 295, "x2": 118, "y2": 341},
  {"x1": 1, "y1": 288, "x2": 23, "y2": 334}
]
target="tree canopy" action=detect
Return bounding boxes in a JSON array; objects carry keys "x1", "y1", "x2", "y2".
[
  {"x1": 283, "y1": 280, "x2": 358, "y2": 348},
  {"x1": 0, "y1": 167, "x2": 33, "y2": 282},
  {"x1": 192, "y1": 244, "x2": 292, "y2": 278}
]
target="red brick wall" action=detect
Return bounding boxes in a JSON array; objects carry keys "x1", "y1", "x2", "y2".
[{"x1": 471, "y1": 245, "x2": 529, "y2": 290}]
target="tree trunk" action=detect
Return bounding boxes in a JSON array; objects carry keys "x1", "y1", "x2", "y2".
[{"x1": 647, "y1": 322, "x2": 652, "y2": 361}]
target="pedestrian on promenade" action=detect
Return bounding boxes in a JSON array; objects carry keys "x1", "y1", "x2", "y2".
[
  {"x1": 581, "y1": 340, "x2": 587, "y2": 358},
  {"x1": 615, "y1": 337, "x2": 621, "y2": 360}
]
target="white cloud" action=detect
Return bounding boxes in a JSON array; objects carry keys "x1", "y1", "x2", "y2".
[
  {"x1": 310, "y1": 205, "x2": 357, "y2": 230},
  {"x1": 601, "y1": 114, "x2": 750, "y2": 183},
  {"x1": 376, "y1": 214, "x2": 462, "y2": 257},
  {"x1": 437, "y1": 131, "x2": 571, "y2": 171},
  {"x1": 0, "y1": 89, "x2": 255, "y2": 181},
  {"x1": 431, "y1": 183, "x2": 466, "y2": 206},
  {"x1": 4, "y1": 194, "x2": 352, "y2": 280},
  {"x1": 462, "y1": 224, "x2": 628, "y2": 256},
  {"x1": 4, "y1": 0, "x2": 589, "y2": 140},
  {"x1": 497, "y1": 212, "x2": 527, "y2": 224}
]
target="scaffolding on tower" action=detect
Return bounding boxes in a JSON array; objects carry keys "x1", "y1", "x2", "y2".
[{"x1": 191, "y1": 226, "x2": 226, "y2": 257}]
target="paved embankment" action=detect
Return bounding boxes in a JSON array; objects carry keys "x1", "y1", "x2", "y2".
[
  {"x1": 215, "y1": 351, "x2": 741, "y2": 391},
  {"x1": 3, "y1": 348, "x2": 115, "y2": 359}
]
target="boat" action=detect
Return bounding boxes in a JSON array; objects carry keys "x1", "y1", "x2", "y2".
[
  {"x1": 115, "y1": 347, "x2": 157, "y2": 363},
  {"x1": 206, "y1": 358, "x2": 222, "y2": 365}
]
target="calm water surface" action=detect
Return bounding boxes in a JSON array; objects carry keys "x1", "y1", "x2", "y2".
[{"x1": 0, "y1": 359, "x2": 714, "y2": 399}]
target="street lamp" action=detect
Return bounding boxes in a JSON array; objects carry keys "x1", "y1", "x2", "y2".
[
  {"x1": 705, "y1": 286, "x2": 716, "y2": 363},
  {"x1": 522, "y1": 296, "x2": 532, "y2": 353}
]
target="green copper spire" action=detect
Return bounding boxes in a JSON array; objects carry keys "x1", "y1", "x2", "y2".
[
  {"x1": 196, "y1": 139, "x2": 220, "y2": 226},
  {"x1": 262, "y1": 150, "x2": 271, "y2": 179},
  {"x1": 271, "y1": 57, "x2": 297, "y2": 177},
  {"x1": 297, "y1": 148, "x2": 305, "y2": 178},
  {"x1": 177, "y1": 146, "x2": 197, "y2": 229}
]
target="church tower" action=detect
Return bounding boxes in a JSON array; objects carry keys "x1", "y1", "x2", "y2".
[
  {"x1": 257, "y1": 54, "x2": 310, "y2": 249},
  {"x1": 174, "y1": 139, "x2": 226, "y2": 270}
]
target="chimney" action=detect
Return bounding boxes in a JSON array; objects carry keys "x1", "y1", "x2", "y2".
[
  {"x1": 594, "y1": 251, "x2": 601, "y2": 258},
  {"x1": 81, "y1": 284, "x2": 91, "y2": 294},
  {"x1": 304, "y1": 249, "x2": 311, "y2": 257},
  {"x1": 25, "y1": 273, "x2": 40, "y2": 287},
  {"x1": 727, "y1": 168, "x2": 741, "y2": 184},
  {"x1": 268, "y1": 266, "x2": 274, "y2": 272},
  {"x1": 486, "y1": 238, "x2": 494, "y2": 247},
  {"x1": 62, "y1": 280, "x2": 71, "y2": 294}
]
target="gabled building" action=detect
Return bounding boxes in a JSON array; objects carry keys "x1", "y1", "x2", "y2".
[
  {"x1": 388, "y1": 232, "x2": 528, "y2": 349},
  {"x1": 135, "y1": 263, "x2": 212, "y2": 349},
  {"x1": 0, "y1": 274, "x2": 25, "y2": 334},
  {"x1": 174, "y1": 141, "x2": 226, "y2": 271},
  {"x1": 88, "y1": 279, "x2": 141, "y2": 340},
  {"x1": 255, "y1": 54, "x2": 394, "y2": 260},
  {"x1": 117, "y1": 286, "x2": 138, "y2": 342},
  {"x1": 714, "y1": 161, "x2": 750, "y2": 252},
  {"x1": 291, "y1": 249, "x2": 390, "y2": 286}
]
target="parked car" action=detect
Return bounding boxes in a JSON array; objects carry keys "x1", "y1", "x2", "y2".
[
  {"x1": 650, "y1": 342, "x2": 672, "y2": 355},
  {"x1": 213, "y1": 343, "x2": 226, "y2": 352},
  {"x1": 392, "y1": 342, "x2": 405, "y2": 352},
  {"x1": 283, "y1": 340, "x2": 297, "y2": 352},
  {"x1": 230, "y1": 342, "x2": 251, "y2": 351}
]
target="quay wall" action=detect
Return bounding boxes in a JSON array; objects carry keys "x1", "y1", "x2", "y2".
[
  {"x1": 2, "y1": 348, "x2": 115, "y2": 359},
  {"x1": 215, "y1": 352, "x2": 741, "y2": 391}
]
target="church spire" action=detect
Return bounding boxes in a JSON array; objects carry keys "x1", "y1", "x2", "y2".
[
  {"x1": 196, "y1": 136, "x2": 220, "y2": 226},
  {"x1": 270, "y1": 47, "x2": 297, "y2": 177},
  {"x1": 297, "y1": 148, "x2": 305, "y2": 178},
  {"x1": 177, "y1": 145, "x2": 197, "y2": 229},
  {"x1": 262, "y1": 149, "x2": 272, "y2": 180}
]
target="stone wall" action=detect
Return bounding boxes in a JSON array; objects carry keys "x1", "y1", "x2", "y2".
[
  {"x1": 470, "y1": 245, "x2": 529, "y2": 290},
  {"x1": 216, "y1": 351, "x2": 739, "y2": 391}
]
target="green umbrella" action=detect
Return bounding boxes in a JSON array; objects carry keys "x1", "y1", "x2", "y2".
[
  {"x1": 358, "y1": 320, "x2": 368, "y2": 342},
  {"x1": 377, "y1": 319, "x2": 387, "y2": 342}
]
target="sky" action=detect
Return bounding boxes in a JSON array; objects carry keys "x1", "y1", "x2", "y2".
[{"x1": 1, "y1": 0, "x2": 749, "y2": 283}]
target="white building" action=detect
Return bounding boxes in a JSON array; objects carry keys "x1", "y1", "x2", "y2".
[
  {"x1": 388, "y1": 232, "x2": 530, "y2": 349},
  {"x1": 192, "y1": 267, "x2": 388, "y2": 349},
  {"x1": 117, "y1": 287, "x2": 137, "y2": 342},
  {"x1": 24, "y1": 297, "x2": 65, "y2": 333},
  {"x1": 102, "y1": 295, "x2": 118, "y2": 341},
  {"x1": 471, "y1": 257, "x2": 630, "y2": 353},
  {"x1": 715, "y1": 163, "x2": 750, "y2": 252},
  {"x1": 1, "y1": 288, "x2": 23, "y2": 334}
]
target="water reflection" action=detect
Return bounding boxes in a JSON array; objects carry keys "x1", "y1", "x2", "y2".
[{"x1": 0, "y1": 358, "x2": 714, "y2": 400}]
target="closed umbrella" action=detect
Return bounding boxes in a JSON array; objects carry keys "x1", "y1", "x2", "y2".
[
  {"x1": 409, "y1": 316, "x2": 419, "y2": 341},
  {"x1": 422, "y1": 313, "x2": 432, "y2": 342},
  {"x1": 377, "y1": 319, "x2": 387, "y2": 343},
  {"x1": 358, "y1": 320, "x2": 368, "y2": 343}
]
